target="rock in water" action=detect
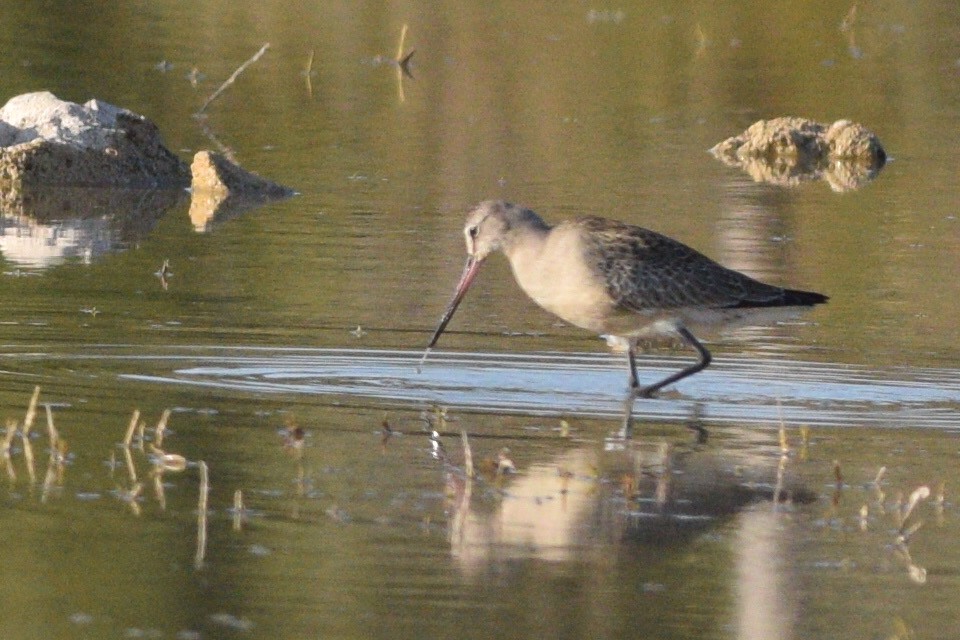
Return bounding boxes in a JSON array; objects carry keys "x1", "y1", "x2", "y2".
[
  {"x1": 190, "y1": 150, "x2": 295, "y2": 198},
  {"x1": 0, "y1": 91, "x2": 190, "y2": 188},
  {"x1": 188, "y1": 151, "x2": 296, "y2": 232},
  {"x1": 710, "y1": 116, "x2": 886, "y2": 191},
  {"x1": 711, "y1": 116, "x2": 885, "y2": 164}
]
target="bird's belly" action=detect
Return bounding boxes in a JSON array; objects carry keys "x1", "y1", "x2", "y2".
[
  {"x1": 522, "y1": 287, "x2": 610, "y2": 333},
  {"x1": 622, "y1": 305, "x2": 814, "y2": 338},
  {"x1": 529, "y1": 299, "x2": 815, "y2": 339},
  {"x1": 678, "y1": 305, "x2": 814, "y2": 332}
]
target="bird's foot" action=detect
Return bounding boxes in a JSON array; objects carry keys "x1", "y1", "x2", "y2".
[
  {"x1": 628, "y1": 381, "x2": 658, "y2": 399},
  {"x1": 630, "y1": 384, "x2": 683, "y2": 400}
]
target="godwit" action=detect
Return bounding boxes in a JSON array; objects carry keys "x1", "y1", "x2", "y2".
[{"x1": 422, "y1": 200, "x2": 827, "y2": 398}]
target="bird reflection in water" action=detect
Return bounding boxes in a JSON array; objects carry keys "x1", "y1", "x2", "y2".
[{"x1": 437, "y1": 407, "x2": 816, "y2": 639}]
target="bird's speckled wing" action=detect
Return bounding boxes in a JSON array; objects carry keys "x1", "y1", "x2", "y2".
[{"x1": 573, "y1": 217, "x2": 790, "y2": 311}]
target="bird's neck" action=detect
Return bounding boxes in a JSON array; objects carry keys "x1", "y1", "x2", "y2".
[{"x1": 502, "y1": 218, "x2": 551, "y2": 266}]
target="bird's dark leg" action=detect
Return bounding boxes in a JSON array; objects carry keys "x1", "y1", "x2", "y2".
[
  {"x1": 620, "y1": 340, "x2": 642, "y2": 437},
  {"x1": 636, "y1": 326, "x2": 712, "y2": 398},
  {"x1": 620, "y1": 391, "x2": 636, "y2": 439},
  {"x1": 626, "y1": 341, "x2": 641, "y2": 389}
]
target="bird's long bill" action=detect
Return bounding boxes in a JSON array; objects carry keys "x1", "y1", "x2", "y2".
[{"x1": 418, "y1": 256, "x2": 481, "y2": 371}]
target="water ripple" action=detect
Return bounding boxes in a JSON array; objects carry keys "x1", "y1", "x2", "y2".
[{"x1": 71, "y1": 346, "x2": 960, "y2": 428}]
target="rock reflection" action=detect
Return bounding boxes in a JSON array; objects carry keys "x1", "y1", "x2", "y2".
[
  {"x1": 188, "y1": 190, "x2": 276, "y2": 233},
  {"x1": 710, "y1": 151, "x2": 884, "y2": 192},
  {"x1": 0, "y1": 186, "x2": 185, "y2": 269}
]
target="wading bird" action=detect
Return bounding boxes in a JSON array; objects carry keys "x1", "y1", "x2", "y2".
[{"x1": 422, "y1": 200, "x2": 827, "y2": 398}]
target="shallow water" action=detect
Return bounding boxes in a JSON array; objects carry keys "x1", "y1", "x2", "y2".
[{"x1": 1, "y1": 0, "x2": 960, "y2": 638}]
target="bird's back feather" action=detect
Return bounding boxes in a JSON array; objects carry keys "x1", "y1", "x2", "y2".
[{"x1": 573, "y1": 216, "x2": 827, "y2": 312}]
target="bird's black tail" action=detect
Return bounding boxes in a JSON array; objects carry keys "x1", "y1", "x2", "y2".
[
  {"x1": 727, "y1": 287, "x2": 829, "y2": 309},
  {"x1": 781, "y1": 288, "x2": 829, "y2": 306}
]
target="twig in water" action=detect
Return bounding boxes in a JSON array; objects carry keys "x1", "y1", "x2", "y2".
[
  {"x1": 153, "y1": 469, "x2": 167, "y2": 511},
  {"x1": 22, "y1": 386, "x2": 41, "y2": 438},
  {"x1": 396, "y1": 24, "x2": 408, "y2": 63},
  {"x1": 873, "y1": 466, "x2": 886, "y2": 486},
  {"x1": 195, "y1": 43, "x2": 270, "y2": 116},
  {"x1": 41, "y1": 455, "x2": 58, "y2": 504},
  {"x1": 898, "y1": 519, "x2": 924, "y2": 545},
  {"x1": 119, "y1": 482, "x2": 144, "y2": 515},
  {"x1": 2, "y1": 419, "x2": 16, "y2": 482},
  {"x1": 196, "y1": 461, "x2": 210, "y2": 568},
  {"x1": 22, "y1": 433, "x2": 35, "y2": 484},
  {"x1": 395, "y1": 24, "x2": 415, "y2": 102},
  {"x1": 123, "y1": 446, "x2": 138, "y2": 484},
  {"x1": 194, "y1": 116, "x2": 239, "y2": 164},
  {"x1": 45, "y1": 404, "x2": 58, "y2": 450},
  {"x1": 155, "y1": 409, "x2": 172, "y2": 449},
  {"x1": 396, "y1": 24, "x2": 415, "y2": 78},
  {"x1": 900, "y1": 485, "x2": 930, "y2": 531},
  {"x1": 123, "y1": 410, "x2": 140, "y2": 447},
  {"x1": 155, "y1": 259, "x2": 172, "y2": 291},
  {"x1": 2, "y1": 418, "x2": 16, "y2": 455},
  {"x1": 840, "y1": 4, "x2": 858, "y2": 32},
  {"x1": 304, "y1": 49, "x2": 315, "y2": 98},
  {"x1": 233, "y1": 489, "x2": 245, "y2": 531}
]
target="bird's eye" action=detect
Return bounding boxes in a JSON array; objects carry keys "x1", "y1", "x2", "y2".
[{"x1": 467, "y1": 225, "x2": 479, "y2": 239}]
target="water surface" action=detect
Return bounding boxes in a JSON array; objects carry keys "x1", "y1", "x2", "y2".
[{"x1": 1, "y1": 1, "x2": 959, "y2": 638}]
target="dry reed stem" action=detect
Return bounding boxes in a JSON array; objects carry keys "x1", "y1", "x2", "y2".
[
  {"x1": 873, "y1": 466, "x2": 886, "y2": 486},
  {"x1": 153, "y1": 472, "x2": 166, "y2": 511},
  {"x1": 155, "y1": 409, "x2": 172, "y2": 448},
  {"x1": 396, "y1": 24, "x2": 408, "y2": 61},
  {"x1": 304, "y1": 49, "x2": 315, "y2": 98},
  {"x1": 45, "y1": 404, "x2": 58, "y2": 450},
  {"x1": 123, "y1": 446, "x2": 138, "y2": 484},
  {"x1": 395, "y1": 24, "x2": 413, "y2": 102},
  {"x1": 22, "y1": 386, "x2": 41, "y2": 437},
  {"x1": 196, "y1": 43, "x2": 270, "y2": 116},
  {"x1": 22, "y1": 436, "x2": 35, "y2": 484},
  {"x1": 41, "y1": 458, "x2": 58, "y2": 504},
  {"x1": 901, "y1": 485, "x2": 930, "y2": 528},
  {"x1": 2, "y1": 418, "x2": 16, "y2": 453},
  {"x1": 123, "y1": 410, "x2": 140, "y2": 447},
  {"x1": 195, "y1": 461, "x2": 210, "y2": 568},
  {"x1": 232, "y1": 489, "x2": 244, "y2": 531}
]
